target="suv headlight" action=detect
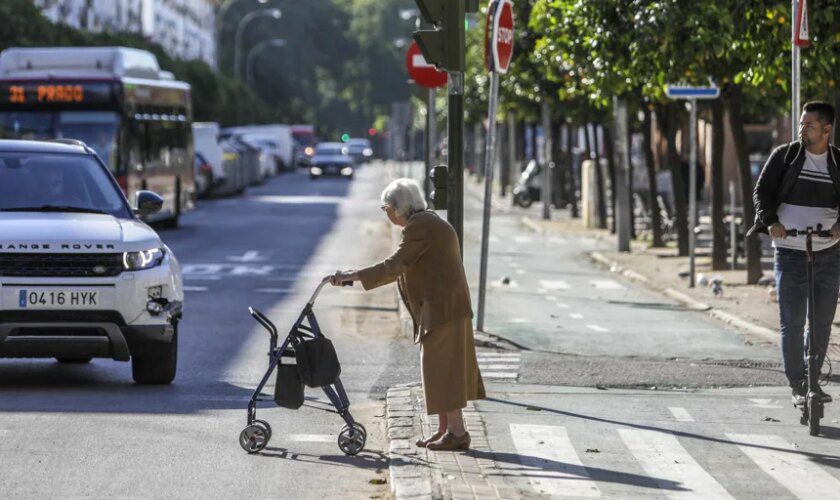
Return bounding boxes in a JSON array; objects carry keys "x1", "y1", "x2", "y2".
[{"x1": 123, "y1": 248, "x2": 166, "y2": 271}]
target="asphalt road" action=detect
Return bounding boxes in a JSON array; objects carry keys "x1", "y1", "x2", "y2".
[{"x1": 0, "y1": 162, "x2": 417, "y2": 498}]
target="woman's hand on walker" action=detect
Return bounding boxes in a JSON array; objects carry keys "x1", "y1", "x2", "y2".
[{"x1": 329, "y1": 270, "x2": 357, "y2": 286}]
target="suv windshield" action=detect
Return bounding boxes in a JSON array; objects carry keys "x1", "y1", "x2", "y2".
[
  {"x1": 315, "y1": 144, "x2": 347, "y2": 156},
  {"x1": 0, "y1": 152, "x2": 131, "y2": 218}
]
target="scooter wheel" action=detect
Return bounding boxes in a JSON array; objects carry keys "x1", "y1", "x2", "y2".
[
  {"x1": 338, "y1": 423, "x2": 366, "y2": 456},
  {"x1": 239, "y1": 424, "x2": 269, "y2": 453}
]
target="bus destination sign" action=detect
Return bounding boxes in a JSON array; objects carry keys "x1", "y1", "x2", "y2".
[{"x1": 0, "y1": 82, "x2": 118, "y2": 108}]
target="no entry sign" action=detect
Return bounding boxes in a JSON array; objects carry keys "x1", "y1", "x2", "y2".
[
  {"x1": 406, "y1": 41, "x2": 447, "y2": 89},
  {"x1": 485, "y1": 0, "x2": 514, "y2": 74}
]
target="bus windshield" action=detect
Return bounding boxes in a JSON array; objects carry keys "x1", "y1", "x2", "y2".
[{"x1": 0, "y1": 111, "x2": 119, "y2": 169}]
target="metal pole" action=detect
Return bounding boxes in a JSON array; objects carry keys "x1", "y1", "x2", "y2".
[
  {"x1": 614, "y1": 97, "x2": 631, "y2": 252},
  {"x1": 477, "y1": 72, "x2": 500, "y2": 332},
  {"x1": 792, "y1": 0, "x2": 800, "y2": 141},
  {"x1": 730, "y1": 180, "x2": 737, "y2": 270},
  {"x1": 448, "y1": 71, "x2": 465, "y2": 255},
  {"x1": 425, "y1": 88, "x2": 436, "y2": 200},
  {"x1": 541, "y1": 100, "x2": 552, "y2": 220},
  {"x1": 506, "y1": 113, "x2": 516, "y2": 199},
  {"x1": 234, "y1": 9, "x2": 281, "y2": 82},
  {"x1": 688, "y1": 98, "x2": 698, "y2": 287}
]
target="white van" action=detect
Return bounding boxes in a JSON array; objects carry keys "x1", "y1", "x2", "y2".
[
  {"x1": 192, "y1": 122, "x2": 225, "y2": 194},
  {"x1": 220, "y1": 124, "x2": 294, "y2": 172}
]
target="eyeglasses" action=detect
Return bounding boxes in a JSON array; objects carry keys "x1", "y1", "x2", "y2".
[{"x1": 380, "y1": 205, "x2": 393, "y2": 212}]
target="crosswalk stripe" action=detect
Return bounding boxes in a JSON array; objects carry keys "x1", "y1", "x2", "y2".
[
  {"x1": 618, "y1": 429, "x2": 733, "y2": 499},
  {"x1": 482, "y1": 372, "x2": 518, "y2": 378},
  {"x1": 668, "y1": 407, "x2": 695, "y2": 422},
  {"x1": 510, "y1": 424, "x2": 601, "y2": 497},
  {"x1": 539, "y1": 280, "x2": 570, "y2": 290},
  {"x1": 726, "y1": 434, "x2": 840, "y2": 499},
  {"x1": 478, "y1": 364, "x2": 520, "y2": 370},
  {"x1": 476, "y1": 352, "x2": 520, "y2": 358},
  {"x1": 478, "y1": 359, "x2": 521, "y2": 364}
]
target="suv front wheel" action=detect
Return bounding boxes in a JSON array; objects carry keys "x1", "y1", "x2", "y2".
[{"x1": 131, "y1": 326, "x2": 178, "y2": 385}]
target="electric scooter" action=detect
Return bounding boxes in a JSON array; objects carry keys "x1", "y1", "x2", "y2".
[{"x1": 785, "y1": 225, "x2": 834, "y2": 436}]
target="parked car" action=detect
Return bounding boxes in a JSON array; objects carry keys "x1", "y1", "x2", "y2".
[
  {"x1": 346, "y1": 138, "x2": 373, "y2": 164},
  {"x1": 192, "y1": 122, "x2": 225, "y2": 196},
  {"x1": 194, "y1": 151, "x2": 214, "y2": 197},
  {"x1": 309, "y1": 142, "x2": 354, "y2": 179},
  {"x1": 219, "y1": 124, "x2": 295, "y2": 172},
  {"x1": 0, "y1": 139, "x2": 183, "y2": 384}
]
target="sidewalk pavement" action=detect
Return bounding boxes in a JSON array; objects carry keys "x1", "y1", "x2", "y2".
[{"x1": 518, "y1": 211, "x2": 840, "y2": 360}]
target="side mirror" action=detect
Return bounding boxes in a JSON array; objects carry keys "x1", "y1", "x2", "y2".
[{"x1": 134, "y1": 190, "x2": 164, "y2": 216}]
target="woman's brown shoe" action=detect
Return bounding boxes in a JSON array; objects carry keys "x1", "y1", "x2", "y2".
[
  {"x1": 426, "y1": 431, "x2": 471, "y2": 451},
  {"x1": 415, "y1": 431, "x2": 445, "y2": 448}
]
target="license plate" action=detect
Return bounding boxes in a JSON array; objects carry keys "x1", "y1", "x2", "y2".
[{"x1": 17, "y1": 289, "x2": 101, "y2": 309}]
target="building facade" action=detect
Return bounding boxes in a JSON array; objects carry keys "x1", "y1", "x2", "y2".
[{"x1": 33, "y1": 0, "x2": 217, "y2": 67}]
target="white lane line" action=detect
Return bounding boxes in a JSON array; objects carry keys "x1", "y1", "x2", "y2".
[
  {"x1": 510, "y1": 424, "x2": 601, "y2": 497},
  {"x1": 570, "y1": 313, "x2": 584, "y2": 320},
  {"x1": 182, "y1": 286, "x2": 208, "y2": 292},
  {"x1": 508, "y1": 318, "x2": 532, "y2": 324},
  {"x1": 476, "y1": 352, "x2": 521, "y2": 358},
  {"x1": 286, "y1": 434, "x2": 334, "y2": 443},
  {"x1": 727, "y1": 434, "x2": 840, "y2": 499},
  {"x1": 668, "y1": 407, "x2": 695, "y2": 422},
  {"x1": 256, "y1": 288, "x2": 294, "y2": 294},
  {"x1": 590, "y1": 279, "x2": 625, "y2": 290},
  {"x1": 539, "y1": 280, "x2": 570, "y2": 290},
  {"x1": 556, "y1": 303, "x2": 570, "y2": 309},
  {"x1": 478, "y1": 364, "x2": 520, "y2": 370},
  {"x1": 618, "y1": 429, "x2": 733, "y2": 499},
  {"x1": 478, "y1": 359, "x2": 521, "y2": 364},
  {"x1": 586, "y1": 325, "x2": 610, "y2": 333},
  {"x1": 482, "y1": 372, "x2": 518, "y2": 378}
]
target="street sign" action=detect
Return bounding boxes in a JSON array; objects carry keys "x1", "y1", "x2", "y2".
[
  {"x1": 666, "y1": 83, "x2": 720, "y2": 100},
  {"x1": 795, "y1": 0, "x2": 810, "y2": 48},
  {"x1": 484, "y1": 0, "x2": 514, "y2": 73},
  {"x1": 406, "y1": 40, "x2": 448, "y2": 89}
]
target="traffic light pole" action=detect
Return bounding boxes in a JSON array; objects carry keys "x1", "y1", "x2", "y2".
[
  {"x1": 425, "y1": 88, "x2": 436, "y2": 201},
  {"x1": 477, "y1": 71, "x2": 499, "y2": 332},
  {"x1": 448, "y1": 71, "x2": 465, "y2": 255}
]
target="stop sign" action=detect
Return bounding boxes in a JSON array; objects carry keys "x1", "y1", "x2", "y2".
[
  {"x1": 406, "y1": 41, "x2": 447, "y2": 89},
  {"x1": 487, "y1": 0, "x2": 514, "y2": 74}
]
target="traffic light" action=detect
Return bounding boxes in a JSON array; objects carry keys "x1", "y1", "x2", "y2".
[
  {"x1": 341, "y1": 133, "x2": 350, "y2": 142},
  {"x1": 368, "y1": 128, "x2": 377, "y2": 136},
  {"x1": 412, "y1": 0, "x2": 478, "y2": 73},
  {"x1": 429, "y1": 165, "x2": 448, "y2": 209}
]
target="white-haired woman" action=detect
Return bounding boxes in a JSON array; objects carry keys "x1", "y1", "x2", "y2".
[{"x1": 329, "y1": 178, "x2": 485, "y2": 451}]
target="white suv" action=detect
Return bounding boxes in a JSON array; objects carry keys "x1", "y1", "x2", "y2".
[{"x1": 0, "y1": 140, "x2": 183, "y2": 384}]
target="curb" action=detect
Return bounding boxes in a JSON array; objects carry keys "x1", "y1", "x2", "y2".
[
  {"x1": 385, "y1": 385, "x2": 440, "y2": 500},
  {"x1": 709, "y1": 309, "x2": 778, "y2": 344}
]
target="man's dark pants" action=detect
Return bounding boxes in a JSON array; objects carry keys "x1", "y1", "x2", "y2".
[{"x1": 774, "y1": 244, "x2": 840, "y2": 386}]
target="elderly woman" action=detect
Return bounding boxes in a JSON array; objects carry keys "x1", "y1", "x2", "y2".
[{"x1": 329, "y1": 178, "x2": 485, "y2": 451}]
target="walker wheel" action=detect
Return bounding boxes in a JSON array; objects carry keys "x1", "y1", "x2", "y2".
[
  {"x1": 253, "y1": 419, "x2": 273, "y2": 442},
  {"x1": 239, "y1": 425, "x2": 269, "y2": 453},
  {"x1": 338, "y1": 423, "x2": 366, "y2": 456}
]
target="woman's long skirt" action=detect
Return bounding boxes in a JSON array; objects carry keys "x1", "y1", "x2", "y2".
[{"x1": 420, "y1": 317, "x2": 486, "y2": 415}]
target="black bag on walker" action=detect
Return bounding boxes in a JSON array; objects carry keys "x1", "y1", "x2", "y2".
[
  {"x1": 274, "y1": 361, "x2": 305, "y2": 409},
  {"x1": 295, "y1": 337, "x2": 341, "y2": 388}
]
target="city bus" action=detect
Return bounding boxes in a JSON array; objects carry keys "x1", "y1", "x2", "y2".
[{"x1": 0, "y1": 46, "x2": 194, "y2": 226}]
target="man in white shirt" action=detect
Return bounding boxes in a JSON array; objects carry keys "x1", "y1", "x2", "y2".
[{"x1": 750, "y1": 102, "x2": 840, "y2": 406}]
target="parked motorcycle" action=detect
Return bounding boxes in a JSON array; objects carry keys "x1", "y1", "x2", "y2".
[{"x1": 513, "y1": 159, "x2": 541, "y2": 208}]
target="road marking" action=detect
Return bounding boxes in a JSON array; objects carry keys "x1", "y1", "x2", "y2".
[
  {"x1": 539, "y1": 280, "x2": 570, "y2": 290},
  {"x1": 748, "y1": 398, "x2": 783, "y2": 409},
  {"x1": 482, "y1": 372, "x2": 518, "y2": 378},
  {"x1": 618, "y1": 429, "x2": 733, "y2": 499},
  {"x1": 545, "y1": 295, "x2": 558, "y2": 301},
  {"x1": 590, "y1": 279, "x2": 625, "y2": 290},
  {"x1": 478, "y1": 359, "x2": 521, "y2": 364},
  {"x1": 727, "y1": 433, "x2": 840, "y2": 499},
  {"x1": 586, "y1": 325, "x2": 610, "y2": 333},
  {"x1": 668, "y1": 407, "x2": 695, "y2": 422},
  {"x1": 182, "y1": 286, "x2": 208, "y2": 292},
  {"x1": 514, "y1": 236, "x2": 533, "y2": 244},
  {"x1": 516, "y1": 269, "x2": 526, "y2": 275},
  {"x1": 227, "y1": 251, "x2": 266, "y2": 262},
  {"x1": 556, "y1": 303, "x2": 570, "y2": 309},
  {"x1": 478, "y1": 364, "x2": 520, "y2": 370},
  {"x1": 256, "y1": 288, "x2": 294, "y2": 294},
  {"x1": 476, "y1": 351, "x2": 520, "y2": 357},
  {"x1": 184, "y1": 276, "x2": 221, "y2": 281},
  {"x1": 570, "y1": 313, "x2": 584, "y2": 320},
  {"x1": 510, "y1": 424, "x2": 601, "y2": 497},
  {"x1": 508, "y1": 318, "x2": 532, "y2": 324},
  {"x1": 286, "y1": 434, "x2": 334, "y2": 443}
]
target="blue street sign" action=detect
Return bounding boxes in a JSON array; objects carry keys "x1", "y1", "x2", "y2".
[{"x1": 666, "y1": 84, "x2": 720, "y2": 100}]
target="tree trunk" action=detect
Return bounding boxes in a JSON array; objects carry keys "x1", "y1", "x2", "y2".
[
  {"x1": 726, "y1": 85, "x2": 763, "y2": 284},
  {"x1": 643, "y1": 106, "x2": 664, "y2": 247},
  {"x1": 567, "y1": 124, "x2": 579, "y2": 218},
  {"x1": 666, "y1": 102, "x2": 689, "y2": 256},
  {"x1": 711, "y1": 98, "x2": 728, "y2": 270},
  {"x1": 627, "y1": 121, "x2": 636, "y2": 240},
  {"x1": 552, "y1": 117, "x2": 566, "y2": 208},
  {"x1": 603, "y1": 125, "x2": 618, "y2": 234},
  {"x1": 530, "y1": 122, "x2": 538, "y2": 163},
  {"x1": 586, "y1": 123, "x2": 607, "y2": 228}
]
